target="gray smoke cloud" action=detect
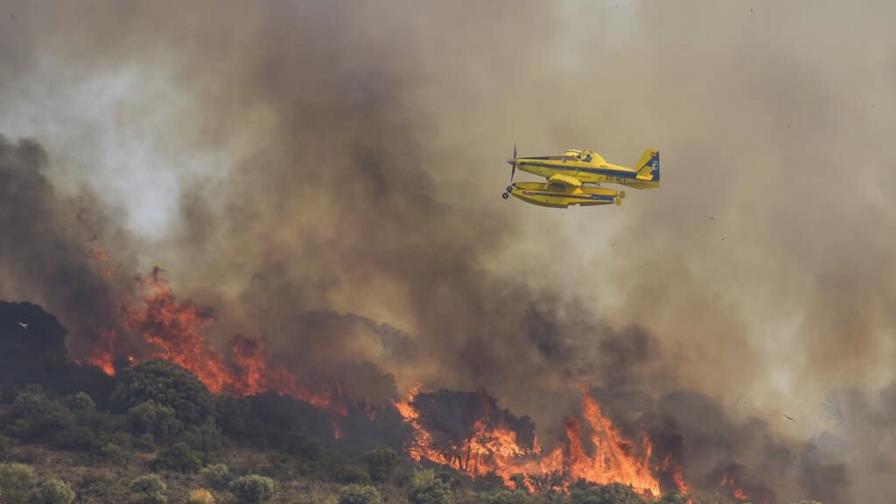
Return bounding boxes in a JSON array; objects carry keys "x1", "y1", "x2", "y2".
[{"x1": 1, "y1": 1, "x2": 895, "y2": 502}]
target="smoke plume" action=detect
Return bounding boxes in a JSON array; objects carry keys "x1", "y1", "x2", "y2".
[{"x1": 2, "y1": 1, "x2": 895, "y2": 502}]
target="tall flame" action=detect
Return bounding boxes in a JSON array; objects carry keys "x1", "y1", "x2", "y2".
[
  {"x1": 396, "y1": 386, "x2": 673, "y2": 497},
  {"x1": 81, "y1": 264, "x2": 345, "y2": 418}
]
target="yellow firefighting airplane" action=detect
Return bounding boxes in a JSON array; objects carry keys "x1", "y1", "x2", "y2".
[{"x1": 501, "y1": 145, "x2": 660, "y2": 207}]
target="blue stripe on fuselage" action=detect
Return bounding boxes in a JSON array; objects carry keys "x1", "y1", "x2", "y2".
[{"x1": 520, "y1": 161, "x2": 638, "y2": 179}]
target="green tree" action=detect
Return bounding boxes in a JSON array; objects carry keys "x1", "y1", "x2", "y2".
[
  {"x1": 200, "y1": 463, "x2": 231, "y2": 490},
  {"x1": 128, "y1": 475, "x2": 167, "y2": 504},
  {"x1": 364, "y1": 447, "x2": 400, "y2": 483},
  {"x1": 338, "y1": 484, "x2": 381, "y2": 504},
  {"x1": 409, "y1": 471, "x2": 452, "y2": 504},
  {"x1": 110, "y1": 361, "x2": 215, "y2": 426},
  {"x1": 228, "y1": 475, "x2": 276, "y2": 504},
  {"x1": 0, "y1": 463, "x2": 37, "y2": 504},
  {"x1": 151, "y1": 442, "x2": 203, "y2": 473},
  {"x1": 28, "y1": 479, "x2": 75, "y2": 504},
  {"x1": 569, "y1": 483, "x2": 644, "y2": 504}
]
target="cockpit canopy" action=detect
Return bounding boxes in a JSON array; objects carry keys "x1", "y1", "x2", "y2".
[{"x1": 563, "y1": 149, "x2": 601, "y2": 163}]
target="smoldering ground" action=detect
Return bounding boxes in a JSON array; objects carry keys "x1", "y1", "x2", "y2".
[{"x1": 2, "y1": 1, "x2": 895, "y2": 502}]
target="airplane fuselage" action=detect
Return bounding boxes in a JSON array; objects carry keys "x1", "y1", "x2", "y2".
[{"x1": 514, "y1": 157, "x2": 659, "y2": 189}]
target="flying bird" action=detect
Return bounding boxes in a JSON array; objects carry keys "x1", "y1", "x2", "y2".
[
  {"x1": 783, "y1": 414, "x2": 796, "y2": 422},
  {"x1": 17, "y1": 321, "x2": 28, "y2": 329}
]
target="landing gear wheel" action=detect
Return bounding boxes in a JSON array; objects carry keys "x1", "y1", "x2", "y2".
[
  {"x1": 502, "y1": 192, "x2": 510, "y2": 200},
  {"x1": 506, "y1": 185, "x2": 513, "y2": 193}
]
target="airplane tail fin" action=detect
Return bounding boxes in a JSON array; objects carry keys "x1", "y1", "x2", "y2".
[{"x1": 635, "y1": 148, "x2": 660, "y2": 182}]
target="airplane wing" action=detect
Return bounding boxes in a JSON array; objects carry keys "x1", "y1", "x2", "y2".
[{"x1": 547, "y1": 173, "x2": 583, "y2": 188}]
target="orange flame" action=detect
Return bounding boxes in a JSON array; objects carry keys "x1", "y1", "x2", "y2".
[
  {"x1": 396, "y1": 386, "x2": 668, "y2": 497},
  {"x1": 721, "y1": 474, "x2": 751, "y2": 502},
  {"x1": 80, "y1": 265, "x2": 346, "y2": 421}
]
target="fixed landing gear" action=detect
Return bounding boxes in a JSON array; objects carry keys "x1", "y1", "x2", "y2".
[{"x1": 502, "y1": 192, "x2": 510, "y2": 199}]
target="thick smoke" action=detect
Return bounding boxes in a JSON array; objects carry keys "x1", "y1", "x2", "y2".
[{"x1": 1, "y1": 1, "x2": 895, "y2": 502}]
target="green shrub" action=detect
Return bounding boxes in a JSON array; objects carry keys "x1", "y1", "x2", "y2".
[
  {"x1": 51, "y1": 425, "x2": 97, "y2": 451},
  {"x1": 127, "y1": 401, "x2": 183, "y2": 443},
  {"x1": 0, "y1": 463, "x2": 37, "y2": 504},
  {"x1": 364, "y1": 447, "x2": 399, "y2": 482},
  {"x1": 336, "y1": 465, "x2": 372, "y2": 484},
  {"x1": 200, "y1": 463, "x2": 231, "y2": 490},
  {"x1": 0, "y1": 434, "x2": 14, "y2": 459},
  {"x1": 151, "y1": 442, "x2": 203, "y2": 473},
  {"x1": 28, "y1": 479, "x2": 75, "y2": 504},
  {"x1": 63, "y1": 392, "x2": 95, "y2": 412},
  {"x1": 569, "y1": 483, "x2": 644, "y2": 504},
  {"x1": 338, "y1": 484, "x2": 381, "y2": 504},
  {"x1": 657, "y1": 493, "x2": 688, "y2": 504},
  {"x1": 110, "y1": 361, "x2": 215, "y2": 426},
  {"x1": 485, "y1": 490, "x2": 531, "y2": 504},
  {"x1": 228, "y1": 475, "x2": 276, "y2": 504},
  {"x1": 128, "y1": 475, "x2": 167, "y2": 504},
  {"x1": 6, "y1": 391, "x2": 74, "y2": 442},
  {"x1": 409, "y1": 471, "x2": 452, "y2": 504}
]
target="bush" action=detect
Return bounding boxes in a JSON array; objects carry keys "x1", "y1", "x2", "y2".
[
  {"x1": 409, "y1": 471, "x2": 452, "y2": 504},
  {"x1": 5, "y1": 390, "x2": 74, "y2": 442},
  {"x1": 51, "y1": 425, "x2": 97, "y2": 451},
  {"x1": 110, "y1": 361, "x2": 215, "y2": 426},
  {"x1": 364, "y1": 447, "x2": 399, "y2": 482},
  {"x1": 0, "y1": 463, "x2": 37, "y2": 504},
  {"x1": 128, "y1": 475, "x2": 167, "y2": 504},
  {"x1": 228, "y1": 475, "x2": 276, "y2": 504},
  {"x1": 127, "y1": 401, "x2": 183, "y2": 443},
  {"x1": 336, "y1": 465, "x2": 372, "y2": 484},
  {"x1": 200, "y1": 464, "x2": 231, "y2": 490},
  {"x1": 151, "y1": 442, "x2": 203, "y2": 473},
  {"x1": 657, "y1": 493, "x2": 688, "y2": 504},
  {"x1": 569, "y1": 483, "x2": 644, "y2": 504},
  {"x1": 28, "y1": 479, "x2": 75, "y2": 504},
  {"x1": 339, "y1": 484, "x2": 381, "y2": 504},
  {"x1": 63, "y1": 392, "x2": 95, "y2": 412},
  {"x1": 186, "y1": 488, "x2": 215, "y2": 504},
  {"x1": 485, "y1": 490, "x2": 532, "y2": 504}
]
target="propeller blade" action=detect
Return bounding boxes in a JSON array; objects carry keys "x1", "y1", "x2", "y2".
[{"x1": 509, "y1": 143, "x2": 517, "y2": 184}]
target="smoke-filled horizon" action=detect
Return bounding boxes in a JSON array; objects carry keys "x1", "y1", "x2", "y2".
[{"x1": 1, "y1": 1, "x2": 894, "y2": 502}]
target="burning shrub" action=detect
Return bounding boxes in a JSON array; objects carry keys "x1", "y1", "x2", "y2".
[
  {"x1": 364, "y1": 447, "x2": 400, "y2": 482},
  {"x1": 128, "y1": 475, "x2": 167, "y2": 504},
  {"x1": 338, "y1": 484, "x2": 382, "y2": 504},
  {"x1": 200, "y1": 463, "x2": 231, "y2": 490},
  {"x1": 408, "y1": 470, "x2": 453, "y2": 504},
  {"x1": 228, "y1": 475, "x2": 276, "y2": 504},
  {"x1": 0, "y1": 463, "x2": 37, "y2": 504},
  {"x1": 110, "y1": 361, "x2": 215, "y2": 426},
  {"x1": 151, "y1": 442, "x2": 203, "y2": 473},
  {"x1": 28, "y1": 479, "x2": 75, "y2": 504}
]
